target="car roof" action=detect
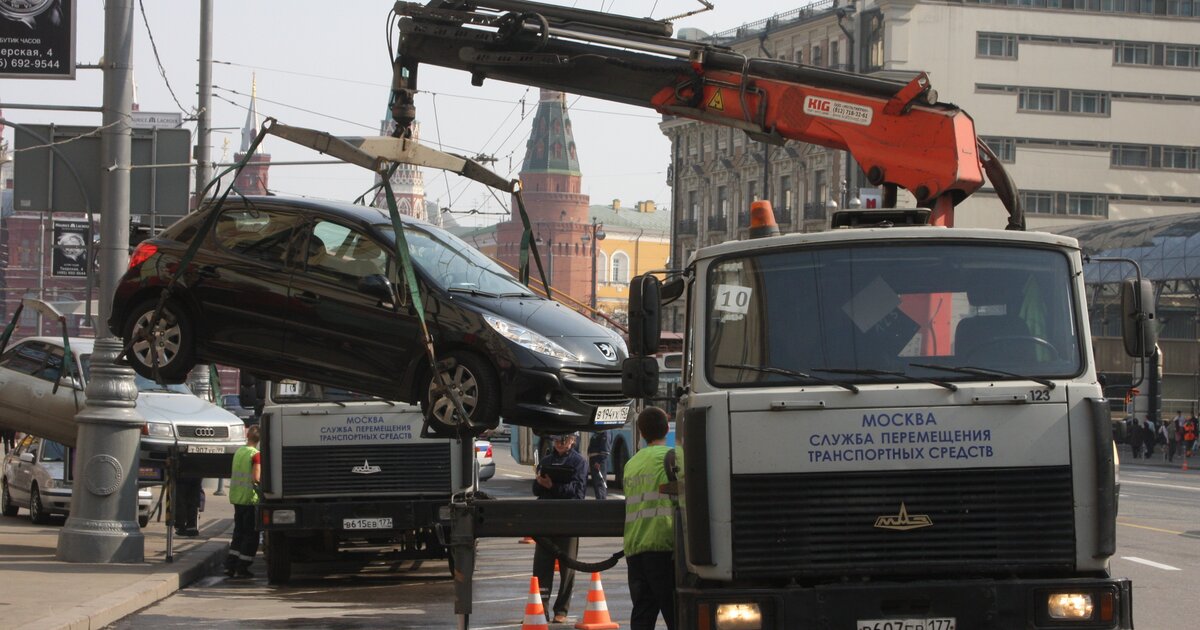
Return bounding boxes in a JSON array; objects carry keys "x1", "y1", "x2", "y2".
[
  {"x1": 11, "y1": 336, "x2": 95, "y2": 353},
  {"x1": 213, "y1": 195, "x2": 434, "y2": 230}
]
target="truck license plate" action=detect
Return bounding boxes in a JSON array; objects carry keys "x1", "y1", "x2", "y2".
[
  {"x1": 186, "y1": 445, "x2": 225, "y2": 454},
  {"x1": 858, "y1": 618, "x2": 956, "y2": 630},
  {"x1": 343, "y1": 517, "x2": 393, "y2": 530},
  {"x1": 594, "y1": 405, "x2": 629, "y2": 425}
]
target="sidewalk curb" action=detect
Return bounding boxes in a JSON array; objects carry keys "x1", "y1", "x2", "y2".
[{"x1": 22, "y1": 520, "x2": 233, "y2": 630}]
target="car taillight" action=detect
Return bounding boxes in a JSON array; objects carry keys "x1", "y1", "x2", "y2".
[
  {"x1": 128, "y1": 242, "x2": 158, "y2": 270},
  {"x1": 140, "y1": 423, "x2": 149, "y2": 435},
  {"x1": 486, "y1": 445, "x2": 493, "y2": 458}
]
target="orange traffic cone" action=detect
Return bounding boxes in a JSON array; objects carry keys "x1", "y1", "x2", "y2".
[
  {"x1": 574, "y1": 572, "x2": 620, "y2": 629},
  {"x1": 555, "y1": 558, "x2": 560, "y2": 572},
  {"x1": 1183, "y1": 456, "x2": 1189, "y2": 471},
  {"x1": 521, "y1": 576, "x2": 550, "y2": 630}
]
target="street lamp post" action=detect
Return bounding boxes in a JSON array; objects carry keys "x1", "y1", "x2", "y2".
[{"x1": 581, "y1": 218, "x2": 606, "y2": 313}]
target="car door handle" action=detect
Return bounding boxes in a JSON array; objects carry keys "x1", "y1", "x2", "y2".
[{"x1": 295, "y1": 291, "x2": 321, "y2": 304}]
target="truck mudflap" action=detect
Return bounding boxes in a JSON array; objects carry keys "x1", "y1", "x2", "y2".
[
  {"x1": 259, "y1": 498, "x2": 445, "y2": 533},
  {"x1": 678, "y1": 576, "x2": 1133, "y2": 630}
]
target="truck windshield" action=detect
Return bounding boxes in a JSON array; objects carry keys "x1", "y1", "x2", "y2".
[
  {"x1": 378, "y1": 223, "x2": 536, "y2": 297},
  {"x1": 705, "y1": 242, "x2": 1082, "y2": 386},
  {"x1": 272, "y1": 380, "x2": 381, "y2": 403}
]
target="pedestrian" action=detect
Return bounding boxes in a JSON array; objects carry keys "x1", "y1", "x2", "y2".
[
  {"x1": 1162, "y1": 418, "x2": 1177, "y2": 463},
  {"x1": 531, "y1": 432, "x2": 587, "y2": 624},
  {"x1": 586, "y1": 430, "x2": 611, "y2": 500},
  {"x1": 225, "y1": 424, "x2": 261, "y2": 579},
  {"x1": 1, "y1": 428, "x2": 15, "y2": 454},
  {"x1": 174, "y1": 476, "x2": 203, "y2": 537},
  {"x1": 1186, "y1": 414, "x2": 1198, "y2": 457},
  {"x1": 623, "y1": 406, "x2": 677, "y2": 630},
  {"x1": 1128, "y1": 416, "x2": 1143, "y2": 459},
  {"x1": 1142, "y1": 419, "x2": 1156, "y2": 459}
]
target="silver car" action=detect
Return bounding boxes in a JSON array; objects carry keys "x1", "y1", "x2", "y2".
[
  {"x1": 0, "y1": 337, "x2": 247, "y2": 470},
  {"x1": 2, "y1": 435, "x2": 153, "y2": 526}
]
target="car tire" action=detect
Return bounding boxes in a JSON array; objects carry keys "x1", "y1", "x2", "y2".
[
  {"x1": 1, "y1": 482, "x2": 18, "y2": 517},
  {"x1": 122, "y1": 297, "x2": 196, "y2": 384},
  {"x1": 423, "y1": 351, "x2": 500, "y2": 434},
  {"x1": 28, "y1": 485, "x2": 49, "y2": 525},
  {"x1": 611, "y1": 441, "x2": 628, "y2": 490},
  {"x1": 266, "y1": 531, "x2": 292, "y2": 585}
]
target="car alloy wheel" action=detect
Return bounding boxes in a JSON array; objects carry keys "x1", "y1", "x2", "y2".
[
  {"x1": 29, "y1": 486, "x2": 48, "y2": 525},
  {"x1": 1, "y1": 482, "x2": 17, "y2": 517},
  {"x1": 123, "y1": 298, "x2": 195, "y2": 383},
  {"x1": 424, "y1": 351, "x2": 499, "y2": 435}
]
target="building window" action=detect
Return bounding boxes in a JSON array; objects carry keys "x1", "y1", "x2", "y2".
[
  {"x1": 747, "y1": 180, "x2": 759, "y2": 202},
  {"x1": 687, "y1": 190, "x2": 699, "y2": 221},
  {"x1": 1070, "y1": 90, "x2": 1109, "y2": 115},
  {"x1": 812, "y1": 45, "x2": 822, "y2": 67},
  {"x1": 1066, "y1": 193, "x2": 1106, "y2": 216},
  {"x1": 982, "y1": 137, "x2": 1016, "y2": 162},
  {"x1": 1114, "y1": 41, "x2": 1151, "y2": 65},
  {"x1": 830, "y1": 41, "x2": 840, "y2": 68},
  {"x1": 1021, "y1": 191, "x2": 1056, "y2": 214},
  {"x1": 595, "y1": 251, "x2": 608, "y2": 284},
  {"x1": 611, "y1": 252, "x2": 630, "y2": 284},
  {"x1": 1111, "y1": 145, "x2": 1150, "y2": 168},
  {"x1": 779, "y1": 175, "x2": 793, "y2": 212},
  {"x1": 718, "y1": 186, "x2": 729, "y2": 220},
  {"x1": 1165, "y1": 45, "x2": 1199, "y2": 68},
  {"x1": 977, "y1": 33, "x2": 1017, "y2": 59},
  {"x1": 1162, "y1": 146, "x2": 1197, "y2": 170},
  {"x1": 863, "y1": 13, "x2": 884, "y2": 72},
  {"x1": 1018, "y1": 88, "x2": 1056, "y2": 112},
  {"x1": 794, "y1": 49, "x2": 803, "y2": 64}
]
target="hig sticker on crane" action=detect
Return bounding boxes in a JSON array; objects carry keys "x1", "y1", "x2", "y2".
[{"x1": 803, "y1": 96, "x2": 874, "y2": 126}]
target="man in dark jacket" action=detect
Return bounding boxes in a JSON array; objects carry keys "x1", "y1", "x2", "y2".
[
  {"x1": 586, "y1": 430, "x2": 611, "y2": 500},
  {"x1": 532, "y1": 432, "x2": 587, "y2": 623}
]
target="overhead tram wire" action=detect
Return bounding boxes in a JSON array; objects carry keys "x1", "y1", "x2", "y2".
[{"x1": 137, "y1": 0, "x2": 193, "y2": 117}]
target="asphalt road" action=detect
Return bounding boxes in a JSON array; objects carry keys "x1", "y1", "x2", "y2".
[{"x1": 110, "y1": 448, "x2": 1200, "y2": 629}]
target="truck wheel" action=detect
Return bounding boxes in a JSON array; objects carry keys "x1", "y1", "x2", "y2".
[
  {"x1": 423, "y1": 351, "x2": 500, "y2": 434},
  {"x1": 122, "y1": 297, "x2": 196, "y2": 384},
  {"x1": 611, "y1": 442, "x2": 628, "y2": 490},
  {"x1": 266, "y1": 531, "x2": 292, "y2": 585}
]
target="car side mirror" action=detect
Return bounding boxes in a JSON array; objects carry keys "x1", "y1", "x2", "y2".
[
  {"x1": 19, "y1": 452, "x2": 34, "y2": 463},
  {"x1": 1121, "y1": 278, "x2": 1157, "y2": 358},
  {"x1": 359, "y1": 273, "x2": 395, "y2": 303}
]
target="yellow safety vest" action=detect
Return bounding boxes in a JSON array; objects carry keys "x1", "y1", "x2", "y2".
[
  {"x1": 228, "y1": 445, "x2": 259, "y2": 506},
  {"x1": 623, "y1": 445, "x2": 674, "y2": 557}
]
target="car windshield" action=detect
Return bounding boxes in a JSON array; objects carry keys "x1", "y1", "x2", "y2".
[
  {"x1": 80, "y1": 355, "x2": 193, "y2": 394},
  {"x1": 705, "y1": 242, "x2": 1082, "y2": 387},
  {"x1": 378, "y1": 223, "x2": 536, "y2": 297},
  {"x1": 40, "y1": 440, "x2": 66, "y2": 463}
]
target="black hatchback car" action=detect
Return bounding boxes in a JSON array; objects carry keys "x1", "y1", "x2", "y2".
[{"x1": 109, "y1": 196, "x2": 632, "y2": 434}]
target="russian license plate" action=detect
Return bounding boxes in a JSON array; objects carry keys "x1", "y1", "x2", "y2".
[
  {"x1": 343, "y1": 517, "x2": 393, "y2": 530},
  {"x1": 594, "y1": 405, "x2": 629, "y2": 425},
  {"x1": 186, "y1": 445, "x2": 225, "y2": 454},
  {"x1": 858, "y1": 618, "x2": 956, "y2": 630}
]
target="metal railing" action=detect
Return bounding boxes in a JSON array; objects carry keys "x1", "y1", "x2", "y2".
[
  {"x1": 679, "y1": 218, "x2": 698, "y2": 235},
  {"x1": 707, "y1": 216, "x2": 728, "y2": 232}
]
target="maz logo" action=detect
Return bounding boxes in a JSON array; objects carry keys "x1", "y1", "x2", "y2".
[
  {"x1": 873, "y1": 502, "x2": 933, "y2": 531},
  {"x1": 351, "y1": 460, "x2": 382, "y2": 475}
]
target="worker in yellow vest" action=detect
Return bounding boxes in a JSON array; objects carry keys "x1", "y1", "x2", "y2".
[
  {"x1": 622, "y1": 406, "x2": 676, "y2": 630},
  {"x1": 224, "y1": 425, "x2": 261, "y2": 578}
]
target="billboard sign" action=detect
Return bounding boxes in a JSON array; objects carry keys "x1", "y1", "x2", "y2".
[
  {"x1": 52, "y1": 219, "x2": 91, "y2": 277},
  {"x1": 131, "y1": 111, "x2": 183, "y2": 130},
  {"x1": 0, "y1": 0, "x2": 75, "y2": 79}
]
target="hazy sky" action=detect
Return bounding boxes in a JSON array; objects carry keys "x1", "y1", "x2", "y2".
[{"x1": 4, "y1": 1, "x2": 808, "y2": 225}]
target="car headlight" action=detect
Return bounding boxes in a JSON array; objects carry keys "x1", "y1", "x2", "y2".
[
  {"x1": 228, "y1": 424, "x2": 245, "y2": 441},
  {"x1": 484, "y1": 314, "x2": 578, "y2": 361},
  {"x1": 144, "y1": 422, "x2": 174, "y2": 438},
  {"x1": 43, "y1": 478, "x2": 62, "y2": 489}
]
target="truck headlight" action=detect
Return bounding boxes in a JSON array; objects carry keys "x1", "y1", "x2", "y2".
[
  {"x1": 484, "y1": 314, "x2": 578, "y2": 361},
  {"x1": 228, "y1": 424, "x2": 245, "y2": 441},
  {"x1": 144, "y1": 422, "x2": 174, "y2": 438},
  {"x1": 715, "y1": 603, "x2": 762, "y2": 630},
  {"x1": 270, "y1": 509, "x2": 296, "y2": 525},
  {"x1": 1047, "y1": 593, "x2": 1095, "y2": 620}
]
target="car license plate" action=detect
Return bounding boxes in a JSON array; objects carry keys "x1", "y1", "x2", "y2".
[
  {"x1": 594, "y1": 405, "x2": 629, "y2": 425},
  {"x1": 186, "y1": 445, "x2": 225, "y2": 454},
  {"x1": 343, "y1": 517, "x2": 393, "y2": 530},
  {"x1": 858, "y1": 618, "x2": 956, "y2": 630}
]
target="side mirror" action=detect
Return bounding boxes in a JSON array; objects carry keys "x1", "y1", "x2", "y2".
[
  {"x1": 1121, "y1": 278, "x2": 1157, "y2": 358},
  {"x1": 239, "y1": 372, "x2": 261, "y2": 413},
  {"x1": 19, "y1": 452, "x2": 34, "y2": 463},
  {"x1": 661, "y1": 277, "x2": 685, "y2": 304},
  {"x1": 628, "y1": 275, "x2": 662, "y2": 357},
  {"x1": 360, "y1": 273, "x2": 396, "y2": 303},
  {"x1": 621, "y1": 356, "x2": 659, "y2": 399}
]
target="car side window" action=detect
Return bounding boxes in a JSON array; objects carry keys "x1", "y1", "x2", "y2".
[
  {"x1": 215, "y1": 207, "x2": 305, "y2": 265},
  {"x1": 0, "y1": 342, "x2": 50, "y2": 376},
  {"x1": 34, "y1": 347, "x2": 66, "y2": 382},
  {"x1": 304, "y1": 220, "x2": 390, "y2": 284}
]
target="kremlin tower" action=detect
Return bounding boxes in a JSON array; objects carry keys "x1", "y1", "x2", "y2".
[
  {"x1": 373, "y1": 107, "x2": 429, "y2": 223},
  {"x1": 496, "y1": 90, "x2": 591, "y2": 302},
  {"x1": 232, "y1": 76, "x2": 271, "y2": 195}
]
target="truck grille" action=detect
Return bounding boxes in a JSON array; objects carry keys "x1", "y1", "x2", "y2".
[
  {"x1": 730, "y1": 466, "x2": 1075, "y2": 579},
  {"x1": 560, "y1": 367, "x2": 631, "y2": 406},
  {"x1": 281, "y1": 444, "x2": 451, "y2": 496}
]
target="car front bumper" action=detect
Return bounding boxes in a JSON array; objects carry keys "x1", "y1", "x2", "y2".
[{"x1": 502, "y1": 367, "x2": 631, "y2": 433}]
